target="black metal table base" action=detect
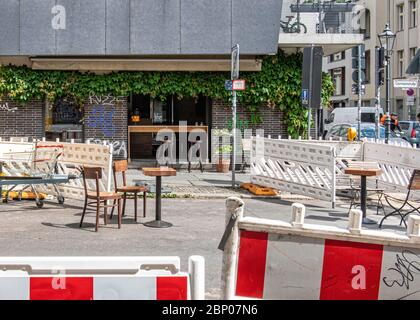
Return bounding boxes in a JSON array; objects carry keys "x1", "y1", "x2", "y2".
[
  {"x1": 144, "y1": 220, "x2": 173, "y2": 228},
  {"x1": 144, "y1": 175, "x2": 173, "y2": 228},
  {"x1": 362, "y1": 217, "x2": 377, "y2": 225},
  {"x1": 360, "y1": 176, "x2": 377, "y2": 225}
]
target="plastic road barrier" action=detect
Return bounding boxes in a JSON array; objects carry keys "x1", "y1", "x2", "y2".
[
  {"x1": 220, "y1": 197, "x2": 420, "y2": 300},
  {"x1": 0, "y1": 256, "x2": 205, "y2": 300}
]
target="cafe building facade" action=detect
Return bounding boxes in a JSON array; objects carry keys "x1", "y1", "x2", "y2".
[{"x1": 0, "y1": 0, "x2": 286, "y2": 161}]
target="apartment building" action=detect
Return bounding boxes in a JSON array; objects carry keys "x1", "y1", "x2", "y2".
[{"x1": 324, "y1": 0, "x2": 420, "y2": 120}]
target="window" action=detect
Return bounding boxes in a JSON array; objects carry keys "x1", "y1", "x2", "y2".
[
  {"x1": 331, "y1": 67, "x2": 346, "y2": 96},
  {"x1": 397, "y1": 50, "x2": 404, "y2": 77},
  {"x1": 329, "y1": 51, "x2": 345, "y2": 62},
  {"x1": 363, "y1": 9, "x2": 371, "y2": 39},
  {"x1": 410, "y1": 47, "x2": 417, "y2": 60},
  {"x1": 398, "y1": 4, "x2": 405, "y2": 31},
  {"x1": 410, "y1": 0, "x2": 417, "y2": 28},
  {"x1": 365, "y1": 50, "x2": 371, "y2": 83}
]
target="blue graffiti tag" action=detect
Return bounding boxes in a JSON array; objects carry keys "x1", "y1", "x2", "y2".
[{"x1": 87, "y1": 105, "x2": 116, "y2": 138}]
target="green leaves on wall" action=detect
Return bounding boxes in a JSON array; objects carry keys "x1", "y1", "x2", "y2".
[{"x1": 0, "y1": 50, "x2": 333, "y2": 137}]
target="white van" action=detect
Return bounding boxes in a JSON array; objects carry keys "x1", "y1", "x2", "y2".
[{"x1": 324, "y1": 107, "x2": 384, "y2": 133}]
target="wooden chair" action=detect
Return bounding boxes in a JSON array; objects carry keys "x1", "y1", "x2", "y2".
[
  {"x1": 379, "y1": 169, "x2": 420, "y2": 228},
  {"x1": 80, "y1": 166, "x2": 122, "y2": 232},
  {"x1": 110, "y1": 160, "x2": 147, "y2": 222}
]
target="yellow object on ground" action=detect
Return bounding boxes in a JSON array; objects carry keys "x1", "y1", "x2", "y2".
[
  {"x1": 2, "y1": 191, "x2": 46, "y2": 200},
  {"x1": 240, "y1": 183, "x2": 278, "y2": 196}
]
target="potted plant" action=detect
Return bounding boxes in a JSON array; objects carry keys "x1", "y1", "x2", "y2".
[{"x1": 215, "y1": 144, "x2": 232, "y2": 173}]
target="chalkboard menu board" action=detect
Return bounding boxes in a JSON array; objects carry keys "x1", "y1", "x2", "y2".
[{"x1": 53, "y1": 98, "x2": 82, "y2": 124}]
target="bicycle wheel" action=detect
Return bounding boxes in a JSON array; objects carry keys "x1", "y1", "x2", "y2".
[{"x1": 290, "y1": 22, "x2": 307, "y2": 34}]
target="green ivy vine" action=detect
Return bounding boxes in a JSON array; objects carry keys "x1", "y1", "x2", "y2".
[{"x1": 0, "y1": 50, "x2": 333, "y2": 137}]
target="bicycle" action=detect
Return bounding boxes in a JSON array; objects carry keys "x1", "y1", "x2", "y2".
[{"x1": 280, "y1": 15, "x2": 307, "y2": 34}]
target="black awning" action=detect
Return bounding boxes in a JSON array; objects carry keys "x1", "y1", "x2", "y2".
[{"x1": 406, "y1": 49, "x2": 420, "y2": 74}]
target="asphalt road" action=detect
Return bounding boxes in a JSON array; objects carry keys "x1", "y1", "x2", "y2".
[{"x1": 0, "y1": 196, "x2": 406, "y2": 299}]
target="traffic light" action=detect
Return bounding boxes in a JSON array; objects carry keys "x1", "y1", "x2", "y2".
[
  {"x1": 351, "y1": 45, "x2": 366, "y2": 95},
  {"x1": 375, "y1": 46, "x2": 385, "y2": 88}
]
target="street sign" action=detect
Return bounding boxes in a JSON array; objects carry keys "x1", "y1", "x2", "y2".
[
  {"x1": 231, "y1": 45, "x2": 240, "y2": 80},
  {"x1": 407, "y1": 95, "x2": 415, "y2": 106},
  {"x1": 301, "y1": 89, "x2": 309, "y2": 105},
  {"x1": 393, "y1": 79, "x2": 419, "y2": 88},
  {"x1": 225, "y1": 80, "x2": 233, "y2": 91},
  {"x1": 407, "y1": 88, "x2": 415, "y2": 96},
  {"x1": 232, "y1": 80, "x2": 246, "y2": 91},
  {"x1": 352, "y1": 84, "x2": 366, "y2": 95},
  {"x1": 352, "y1": 70, "x2": 366, "y2": 83}
]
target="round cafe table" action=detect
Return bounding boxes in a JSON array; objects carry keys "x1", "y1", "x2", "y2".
[
  {"x1": 142, "y1": 167, "x2": 177, "y2": 228},
  {"x1": 344, "y1": 166, "x2": 382, "y2": 225}
]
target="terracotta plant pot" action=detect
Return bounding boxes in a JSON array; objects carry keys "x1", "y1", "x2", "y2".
[{"x1": 216, "y1": 159, "x2": 230, "y2": 173}]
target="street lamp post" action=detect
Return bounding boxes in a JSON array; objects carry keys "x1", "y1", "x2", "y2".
[{"x1": 378, "y1": 23, "x2": 396, "y2": 144}]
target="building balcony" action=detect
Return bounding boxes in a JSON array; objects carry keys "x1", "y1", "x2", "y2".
[{"x1": 278, "y1": 0, "x2": 365, "y2": 56}]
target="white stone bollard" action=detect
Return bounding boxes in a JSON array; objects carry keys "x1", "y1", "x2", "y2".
[
  {"x1": 188, "y1": 255, "x2": 205, "y2": 300},
  {"x1": 291, "y1": 203, "x2": 305, "y2": 228},
  {"x1": 348, "y1": 209, "x2": 362, "y2": 234},
  {"x1": 221, "y1": 197, "x2": 244, "y2": 300},
  {"x1": 407, "y1": 215, "x2": 420, "y2": 240}
]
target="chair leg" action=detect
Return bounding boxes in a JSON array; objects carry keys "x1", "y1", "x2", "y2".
[
  {"x1": 118, "y1": 198, "x2": 122, "y2": 229},
  {"x1": 122, "y1": 193, "x2": 127, "y2": 217},
  {"x1": 143, "y1": 191, "x2": 147, "y2": 218},
  {"x1": 110, "y1": 199, "x2": 116, "y2": 219},
  {"x1": 104, "y1": 201, "x2": 108, "y2": 225},
  {"x1": 95, "y1": 201, "x2": 100, "y2": 232},
  {"x1": 79, "y1": 197, "x2": 88, "y2": 228},
  {"x1": 134, "y1": 192, "x2": 138, "y2": 222}
]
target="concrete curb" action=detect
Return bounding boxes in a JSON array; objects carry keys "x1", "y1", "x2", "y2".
[{"x1": 171, "y1": 192, "x2": 314, "y2": 201}]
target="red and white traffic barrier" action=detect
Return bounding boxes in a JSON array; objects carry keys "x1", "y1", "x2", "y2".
[
  {"x1": 220, "y1": 197, "x2": 420, "y2": 300},
  {"x1": 0, "y1": 256, "x2": 205, "y2": 300}
]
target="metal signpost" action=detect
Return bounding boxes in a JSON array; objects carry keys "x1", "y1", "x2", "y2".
[
  {"x1": 393, "y1": 79, "x2": 419, "y2": 121},
  {"x1": 307, "y1": 44, "x2": 314, "y2": 139},
  {"x1": 231, "y1": 44, "x2": 240, "y2": 188}
]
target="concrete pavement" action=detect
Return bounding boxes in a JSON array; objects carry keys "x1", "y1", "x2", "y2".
[{"x1": 0, "y1": 195, "x2": 407, "y2": 299}]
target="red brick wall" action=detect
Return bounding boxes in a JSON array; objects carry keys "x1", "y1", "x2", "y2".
[
  {"x1": 211, "y1": 99, "x2": 288, "y2": 138},
  {"x1": 0, "y1": 99, "x2": 44, "y2": 139}
]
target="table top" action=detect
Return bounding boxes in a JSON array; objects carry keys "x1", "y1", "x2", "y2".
[
  {"x1": 142, "y1": 167, "x2": 177, "y2": 177},
  {"x1": 344, "y1": 167, "x2": 382, "y2": 177},
  {"x1": 129, "y1": 125, "x2": 208, "y2": 133}
]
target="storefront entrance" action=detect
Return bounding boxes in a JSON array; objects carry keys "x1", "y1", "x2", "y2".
[{"x1": 128, "y1": 94, "x2": 210, "y2": 161}]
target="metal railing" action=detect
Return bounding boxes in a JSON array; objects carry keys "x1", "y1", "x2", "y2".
[{"x1": 280, "y1": 0, "x2": 362, "y2": 35}]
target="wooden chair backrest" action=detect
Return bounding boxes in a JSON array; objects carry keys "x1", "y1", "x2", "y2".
[
  {"x1": 82, "y1": 166, "x2": 102, "y2": 197},
  {"x1": 409, "y1": 169, "x2": 420, "y2": 190},
  {"x1": 113, "y1": 160, "x2": 128, "y2": 189}
]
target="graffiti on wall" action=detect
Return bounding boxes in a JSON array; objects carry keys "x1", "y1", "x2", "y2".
[
  {"x1": 87, "y1": 105, "x2": 116, "y2": 138},
  {"x1": 0, "y1": 103, "x2": 17, "y2": 113},
  {"x1": 86, "y1": 94, "x2": 125, "y2": 138},
  {"x1": 88, "y1": 94, "x2": 125, "y2": 106},
  {"x1": 88, "y1": 139, "x2": 127, "y2": 159}
]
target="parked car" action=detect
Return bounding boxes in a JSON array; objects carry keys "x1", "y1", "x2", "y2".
[
  {"x1": 399, "y1": 121, "x2": 420, "y2": 147},
  {"x1": 324, "y1": 123, "x2": 413, "y2": 147},
  {"x1": 324, "y1": 107, "x2": 384, "y2": 133}
]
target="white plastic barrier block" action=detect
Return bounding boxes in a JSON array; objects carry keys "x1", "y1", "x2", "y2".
[
  {"x1": 0, "y1": 256, "x2": 204, "y2": 300},
  {"x1": 221, "y1": 197, "x2": 420, "y2": 300}
]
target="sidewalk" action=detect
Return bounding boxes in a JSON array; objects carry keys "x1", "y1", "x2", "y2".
[{"x1": 125, "y1": 169, "x2": 313, "y2": 200}]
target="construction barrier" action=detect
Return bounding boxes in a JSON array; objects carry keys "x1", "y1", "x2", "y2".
[
  {"x1": 0, "y1": 138, "x2": 113, "y2": 200},
  {"x1": 0, "y1": 256, "x2": 205, "y2": 300},
  {"x1": 250, "y1": 137, "x2": 420, "y2": 205},
  {"x1": 220, "y1": 197, "x2": 420, "y2": 300},
  {"x1": 251, "y1": 137, "x2": 336, "y2": 205}
]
